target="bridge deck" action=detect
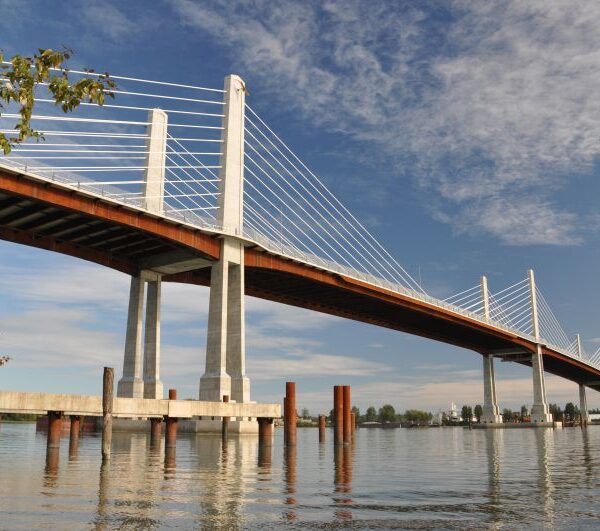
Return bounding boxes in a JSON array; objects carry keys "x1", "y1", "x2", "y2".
[
  {"x1": 0, "y1": 391, "x2": 281, "y2": 419},
  {"x1": 2, "y1": 165, "x2": 600, "y2": 390}
]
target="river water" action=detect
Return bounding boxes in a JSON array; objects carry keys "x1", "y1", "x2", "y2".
[{"x1": 1, "y1": 423, "x2": 599, "y2": 529}]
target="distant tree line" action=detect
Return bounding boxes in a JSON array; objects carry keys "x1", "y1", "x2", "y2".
[{"x1": 292, "y1": 400, "x2": 587, "y2": 427}]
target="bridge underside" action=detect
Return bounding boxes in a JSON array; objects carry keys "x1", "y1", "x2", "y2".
[
  {"x1": 2, "y1": 167, "x2": 600, "y2": 389},
  {"x1": 0, "y1": 169, "x2": 220, "y2": 276}
]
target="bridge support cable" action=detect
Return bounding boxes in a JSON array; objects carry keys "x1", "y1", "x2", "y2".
[
  {"x1": 242, "y1": 106, "x2": 424, "y2": 295},
  {"x1": 244, "y1": 125, "x2": 413, "y2": 286},
  {"x1": 1, "y1": 67, "x2": 225, "y2": 232}
]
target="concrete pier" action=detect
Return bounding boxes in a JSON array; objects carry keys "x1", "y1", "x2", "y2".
[
  {"x1": 482, "y1": 354, "x2": 502, "y2": 423},
  {"x1": 530, "y1": 347, "x2": 552, "y2": 423},
  {"x1": 528, "y1": 270, "x2": 553, "y2": 423},
  {"x1": 579, "y1": 384, "x2": 590, "y2": 426},
  {"x1": 199, "y1": 75, "x2": 249, "y2": 406},
  {"x1": 143, "y1": 277, "x2": 163, "y2": 399},
  {"x1": 117, "y1": 276, "x2": 145, "y2": 398}
]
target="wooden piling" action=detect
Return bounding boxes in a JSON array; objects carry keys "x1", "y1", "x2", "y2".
[
  {"x1": 101, "y1": 367, "x2": 113, "y2": 460},
  {"x1": 350, "y1": 412, "x2": 356, "y2": 439},
  {"x1": 222, "y1": 395, "x2": 230, "y2": 441},
  {"x1": 343, "y1": 385, "x2": 351, "y2": 445},
  {"x1": 284, "y1": 382, "x2": 297, "y2": 446},
  {"x1": 165, "y1": 389, "x2": 178, "y2": 449},
  {"x1": 333, "y1": 385, "x2": 343, "y2": 446},
  {"x1": 47, "y1": 411, "x2": 62, "y2": 449},
  {"x1": 319, "y1": 414, "x2": 326, "y2": 443}
]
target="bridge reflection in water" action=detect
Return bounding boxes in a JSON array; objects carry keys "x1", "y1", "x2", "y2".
[{"x1": 1, "y1": 425, "x2": 599, "y2": 527}]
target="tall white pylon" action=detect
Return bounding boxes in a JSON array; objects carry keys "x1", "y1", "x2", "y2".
[
  {"x1": 199, "y1": 75, "x2": 250, "y2": 403},
  {"x1": 528, "y1": 270, "x2": 552, "y2": 423},
  {"x1": 481, "y1": 276, "x2": 502, "y2": 423}
]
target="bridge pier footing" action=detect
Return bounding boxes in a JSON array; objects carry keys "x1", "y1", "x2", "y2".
[
  {"x1": 531, "y1": 348, "x2": 553, "y2": 423},
  {"x1": 482, "y1": 354, "x2": 502, "y2": 424},
  {"x1": 579, "y1": 384, "x2": 590, "y2": 426}
]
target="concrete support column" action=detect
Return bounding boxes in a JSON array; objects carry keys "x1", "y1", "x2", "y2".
[
  {"x1": 143, "y1": 277, "x2": 163, "y2": 399},
  {"x1": 117, "y1": 275, "x2": 145, "y2": 398},
  {"x1": 227, "y1": 261, "x2": 249, "y2": 403},
  {"x1": 579, "y1": 384, "x2": 590, "y2": 426},
  {"x1": 531, "y1": 347, "x2": 552, "y2": 422},
  {"x1": 482, "y1": 354, "x2": 502, "y2": 423},
  {"x1": 528, "y1": 270, "x2": 552, "y2": 423},
  {"x1": 199, "y1": 75, "x2": 249, "y2": 403},
  {"x1": 480, "y1": 277, "x2": 502, "y2": 424},
  {"x1": 199, "y1": 257, "x2": 232, "y2": 401}
]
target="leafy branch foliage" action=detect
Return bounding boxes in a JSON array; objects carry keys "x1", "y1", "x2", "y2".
[{"x1": 0, "y1": 48, "x2": 116, "y2": 154}]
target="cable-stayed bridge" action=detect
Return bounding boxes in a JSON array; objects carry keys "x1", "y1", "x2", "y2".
[{"x1": 0, "y1": 71, "x2": 598, "y2": 426}]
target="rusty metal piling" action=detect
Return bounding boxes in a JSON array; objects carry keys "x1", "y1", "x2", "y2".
[
  {"x1": 165, "y1": 389, "x2": 178, "y2": 449},
  {"x1": 101, "y1": 367, "x2": 113, "y2": 460},
  {"x1": 333, "y1": 386, "x2": 344, "y2": 446},
  {"x1": 284, "y1": 382, "x2": 297, "y2": 446},
  {"x1": 318, "y1": 414, "x2": 326, "y2": 443}
]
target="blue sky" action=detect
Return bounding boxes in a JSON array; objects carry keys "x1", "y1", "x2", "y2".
[{"x1": 1, "y1": 0, "x2": 600, "y2": 413}]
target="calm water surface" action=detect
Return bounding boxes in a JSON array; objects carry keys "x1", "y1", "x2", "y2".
[{"x1": 1, "y1": 423, "x2": 600, "y2": 529}]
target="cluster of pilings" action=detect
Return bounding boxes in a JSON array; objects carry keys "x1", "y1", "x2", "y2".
[
  {"x1": 40, "y1": 367, "x2": 278, "y2": 466},
  {"x1": 40, "y1": 373, "x2": 360, "y2": 471},
  {"x1": 283, "y1": 382, "x2": 356, "y2": 447}
]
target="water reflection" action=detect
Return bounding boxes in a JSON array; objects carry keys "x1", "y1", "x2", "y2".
[
  {"x1": 535, "y1": 428, "x2": 555, "y2": 525},
  {"x1": 333, "y1": 443, "x2": 354, "y2": 521},
  {"x1": 44, "y1": 447, "x2": 60, "y2": 487},
  {"x1": 484, "y1": 429, "x2": 502, "y2": 524},
  {"x1": 2, "y1": 424, "x2": 600, "y2": 528},
  {"x1": 283, "y1": 445, "x2": 297, "y2": 522}
]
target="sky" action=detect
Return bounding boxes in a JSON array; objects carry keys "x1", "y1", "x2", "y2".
[{"x1": 1, "y1": 0, "x2": 600, "y2": 414}]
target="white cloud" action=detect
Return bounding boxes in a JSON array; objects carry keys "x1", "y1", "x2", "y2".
[
  {"x1": 79, "y1": 2, "x2": 139, "y2": 41},
  {"x1": 170, "y1": 0, "x2": 600, "y2": 245}
]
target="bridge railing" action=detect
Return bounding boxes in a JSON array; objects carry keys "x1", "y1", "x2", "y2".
[{"x1": 0, "y1": 65, "x2": 225, "y2": 224}]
